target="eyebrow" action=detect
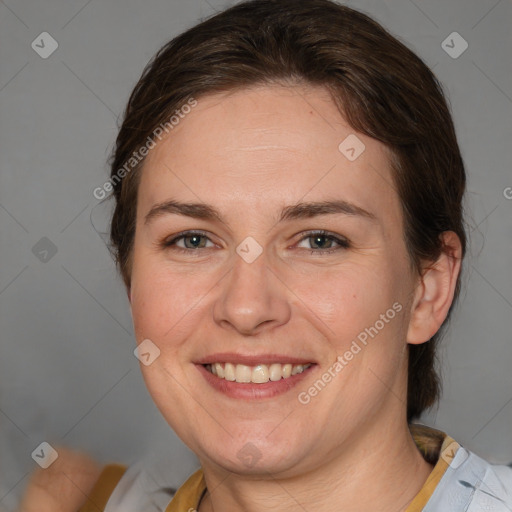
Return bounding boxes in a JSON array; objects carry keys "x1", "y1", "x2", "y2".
[{"x1": 144, "y1": 199, "x2": 377, "y2": 226}]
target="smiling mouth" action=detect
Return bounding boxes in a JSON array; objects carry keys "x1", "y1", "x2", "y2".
[{"x1": 204, "y1": 362, "x2": 313, "y2": 384}]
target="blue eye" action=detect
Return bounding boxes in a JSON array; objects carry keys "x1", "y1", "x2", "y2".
[
  {"x1": 160, "y1": 230, "x2": 350, "y2": 256},
  {"x1": 296, "y1": 230, "x2": 350, "y2": 254},
  {"x1": 163, "y1": 231, "x2": 214, "y2": 252}
]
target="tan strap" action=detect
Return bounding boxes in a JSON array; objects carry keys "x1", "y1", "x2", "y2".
[
  {"x1": 165, "y1": 469, "x2": 206, "y2": 512},
  {"x1": 78, "y1": 463, "x2": 127, "y2": 512}
]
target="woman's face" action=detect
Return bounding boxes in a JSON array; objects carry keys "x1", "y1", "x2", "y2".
[{"x1": 129, "y1": 84, "x2": 420, "y2": 476}]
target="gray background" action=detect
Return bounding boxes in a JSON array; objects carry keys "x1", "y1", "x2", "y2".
[{"x1": 0, "y1": 0, "x2": 511, "y2": 509}]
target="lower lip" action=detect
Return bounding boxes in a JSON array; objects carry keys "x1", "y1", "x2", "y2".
[{"x1": 196, "y1": 364, "x2": 315, "y2": 400}]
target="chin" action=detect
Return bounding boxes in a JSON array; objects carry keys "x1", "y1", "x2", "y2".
[{"x1": 196, "y1": 431, "x2": 315, "y2": 477}]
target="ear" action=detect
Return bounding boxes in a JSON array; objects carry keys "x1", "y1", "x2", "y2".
[{"x1": 407, "y1": 231, "x2": 463, "y2": 345}]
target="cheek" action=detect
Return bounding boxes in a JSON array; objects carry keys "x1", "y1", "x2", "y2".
[
  {"x1": 289, "y1": 263, "x2": 399, "y2": 343},
  {"x1": 129, "y1": 256, "x2": 211, "y2": 343}
]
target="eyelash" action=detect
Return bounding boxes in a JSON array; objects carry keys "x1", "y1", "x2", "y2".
[{"x1": 161, "y1": 230, "x2": 350, "y2": 256}]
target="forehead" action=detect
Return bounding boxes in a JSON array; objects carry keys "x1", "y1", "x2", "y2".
[{"x1": 138, "y1": 84, "x2": 401, "y2": 227}]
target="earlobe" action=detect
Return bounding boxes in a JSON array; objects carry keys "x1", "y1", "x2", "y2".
[{"x1": 407, "y1": 231, "x2": 462, "y2": 345}]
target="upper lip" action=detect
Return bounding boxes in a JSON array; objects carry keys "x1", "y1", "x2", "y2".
[{"x1": 195, "y1": 353, "x2": 315, "y2": 366}]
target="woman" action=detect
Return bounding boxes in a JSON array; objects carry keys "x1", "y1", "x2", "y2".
[{"x1": 20, "y1": 0, "x2": 512, "y2": 510}]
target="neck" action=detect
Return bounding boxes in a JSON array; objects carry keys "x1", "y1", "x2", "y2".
[{"x1": 198, "y1": 416, "x2": 434, "y2": 512}]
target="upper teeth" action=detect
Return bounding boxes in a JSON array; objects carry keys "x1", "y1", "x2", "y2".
[{"x1": 206, "y1": 363, "x2": 311, "y2": 383}]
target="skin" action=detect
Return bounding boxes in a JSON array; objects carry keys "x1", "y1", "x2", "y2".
[
  {"x1": 127, "y1": 84, "x2": 462, "y2": 512},
  {"x1": 19, "y1": 83, "x2": 461, "y2": 511},
  {"x1": 17, "y1": 446, "x2": 101, "y2": 512}
]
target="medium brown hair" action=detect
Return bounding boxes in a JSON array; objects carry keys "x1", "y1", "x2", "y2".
[{"x1": 108, "y1": 0, "x2": 467, "y2": 421}]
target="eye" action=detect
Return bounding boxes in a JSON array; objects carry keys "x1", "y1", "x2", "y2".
[
  {"x1": 295, "y1": 230, "x2": 350, "y2": 254},
  {"x1": 160, "y1": 229, "x2": 350, "y2": 256},
  {"x1": 161, "y1": 231, "x2": 216, "y2": 253}
]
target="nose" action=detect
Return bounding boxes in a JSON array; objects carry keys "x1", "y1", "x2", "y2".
[{"x1": 213, "y1": 248, "x2": 291, "y2": 336}]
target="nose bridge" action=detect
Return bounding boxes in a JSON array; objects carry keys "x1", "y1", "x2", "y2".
[{"x1": 213, "y1": 242, "x2": 290, "y2": 335}]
